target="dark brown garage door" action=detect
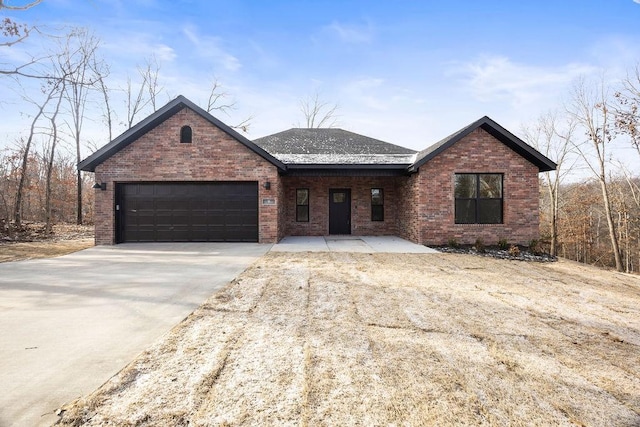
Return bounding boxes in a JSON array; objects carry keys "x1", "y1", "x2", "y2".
[{"x1": 116, "y1": 182, "x2": 258, "y2": 243}]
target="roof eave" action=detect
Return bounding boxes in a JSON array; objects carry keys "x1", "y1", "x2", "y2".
[
  {"x1": 408, "y1": 116, "x2": 557, "y2": 173},
  {"x1": 284, "y1": 163, "x2": 411, "y2": 170},
  {"x1": 78, "y1": 101, "x2": 185, "y2": 172},
  {"x1": 480, "y1": 121, "x2": 557, "y2": 172}
]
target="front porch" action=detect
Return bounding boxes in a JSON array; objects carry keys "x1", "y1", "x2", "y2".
[{"x1": 278, "y1": 175, "x2": 406, "y2": 239}]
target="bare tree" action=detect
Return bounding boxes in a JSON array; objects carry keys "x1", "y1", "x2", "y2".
[
  {"x1": 206, "y1": 78, "x2": 235, "y2": 113},
  {"x1": 1, "y1": 16, "x2": 30, "y2": 46},
  {"x1": 94, "y1": 61, "x2": 113, "y2": 141},
  {"x1": 0, "y1": 0, "x2": 42, "y2": 10},
  {"x1": 0, "y1": 0, "x2": 41, "y2": 46},
  {"x1": 568, "y1": 76, "x2": 623, "y2": 271},
  {"x1": 0, "y1": 0, "x2": 49, "y2": 79},
  {"x1": 613, "y1": 63, "x2": 640, "y2": 159},
  {"x1": 613, "y1": 164, "x2": 640, "y2": 273},
  {"x1": 124, "y1": 73, "x2": 148, "y2": 129},
  {"x1": 43, "y1": 78, "x2": 65, "y2": 233},
  {"x1": 204, "y1": 77, "x2": 252, "y2": 132},
  {"x1": 122, "y1": 57, "x2": 164, "y2": 129},
  {"x1": 299, "y1": 92, "x2": 339, "y2": 128},
  {"x1": 143, "y1": 56, "x2": 162, "y2": 112},
  {"x1": 57, "y1": 28, "x2": 104, "y2": 225},
  {"x1": 523, "y1": 111, "x2": 576, "y2": 256},
  {"x1": 14, "y1": 80, "x2": 61, "y2": 225}
]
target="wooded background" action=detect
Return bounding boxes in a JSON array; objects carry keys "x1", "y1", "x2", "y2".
[{"x1": 1, "y1": 3, "x2": 639, "y2": 273}]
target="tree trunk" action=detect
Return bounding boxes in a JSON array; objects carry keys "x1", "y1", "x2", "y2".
[
  {"x1": 14, "y1": 95, "x2": 51, "y2": 225},
  {"x1": 14, "y1": 142, "x2": 29, "y2": 227},
  {"x1": 45, "y1": 87, "x2": 64, "y2": 234},
  {"x1": 547, "y1": 181, "x2": 558, "y2": 257},
  {"x1": 45, "y1": 141, "x2": 56, "y2": 234},
  {"x1": 599, "y1": 178, "x2": 623, "y2": 271},
  {"x1": 76, "y1": 169, "x2": 82, "y2": 224}
]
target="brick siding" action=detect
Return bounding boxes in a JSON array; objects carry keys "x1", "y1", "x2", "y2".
[
  {"x1": 91, "y1": 111, "x2": 541, "y2": 246},
  {"x1": 92, "y1": 107, "x2": 281, "y2": 244},
  {"x1": 398, "y1": 128, "x2": 540, "y2": 245},
  {"x1": 280, "y1": 176, "x2": 401, "y2": 236}
]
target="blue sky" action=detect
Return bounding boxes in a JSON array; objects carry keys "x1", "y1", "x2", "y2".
[{"x1": 2, "y1": 0, "x2": 640, "y2": 160}]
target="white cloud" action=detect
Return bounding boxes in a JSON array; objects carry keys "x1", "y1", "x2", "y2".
[
  {"x1": 182, "y1": 25, "x2": 241, "y2": 71},
  {"x1": 153, "y1": 44, "x2": 177, "y2": 63},
  {"x1": 342, "y1": 77, "x2": 387, "y2": 110},
  {"x1": 102, "y1": 32, "x2": 176, "y2": 63},
  {"x1": 325, "y1": 21, "x2": 374, "y2": 44},
  {"x1": 453, "y1": 55, "x2": 597, "y2": 107},
  {"x1": 588, "y1": 35, "x2": 640, "y2": 72}
]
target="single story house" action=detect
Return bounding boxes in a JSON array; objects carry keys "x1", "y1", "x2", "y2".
[{"x1": 79, "y1": 95, "x2": 556, "y2": 246}]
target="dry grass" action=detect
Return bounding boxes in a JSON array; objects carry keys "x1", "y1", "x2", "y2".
[
  {"x1": 56, "y1": 252, "x2": 640, "y2": 426},
  {"x1": 0, "y1": 238, "x2": 94, "y2": 262},
  {"x1": 0, "y1": 223, "x2": 94, "y2": 262}
]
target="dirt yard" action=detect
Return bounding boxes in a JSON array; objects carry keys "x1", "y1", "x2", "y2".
[{"x1": 57, "y1": 252, "x2": 640, "y2": 426}]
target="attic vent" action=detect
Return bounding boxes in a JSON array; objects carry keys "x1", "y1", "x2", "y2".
[{"x1": 180, "y1": 125, "x2": 192, "y2": 144}]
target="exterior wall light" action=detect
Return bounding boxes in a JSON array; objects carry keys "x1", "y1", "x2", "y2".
[
  {"x1": 93, "y1": 182, "x2": 107, "y2": 191},
  {"x1": 263, "y1": 182, "x2": 271, "y2": 190}
]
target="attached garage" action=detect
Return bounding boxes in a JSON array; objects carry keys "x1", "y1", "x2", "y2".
[
  {"x1": 78, "y1": 96, "x2": 286, "y2": 245},
  {"x1": 116, "y1": 182, "x2": 258, "y2": 243}
]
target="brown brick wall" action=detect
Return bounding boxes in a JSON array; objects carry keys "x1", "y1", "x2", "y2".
[
  {"x1": 91, "y1": 112, "x2": 540, "y2": 246},
  {"x1": 399, "y1": 128, "x2": 540, "y2": 246},
  {"x1": 396, "y1": 173, "x2": 422, "y2": 243},
  {"x1": 280, "y1": 176, "x2": 401, "y2": 236},
  {"x1": 92, "y1": 107, "x2": 281, "y2": 244}
]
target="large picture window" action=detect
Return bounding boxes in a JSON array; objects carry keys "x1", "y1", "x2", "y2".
[
  {"x1": 296, "y1": 189, "x2": 309, "y2": 222},
  {"x1": 371, "y1": 188, "x2": 384, "y2": 221},
  {"x1": 454, "y1": 174, "x2": 503, "y2": 224}
]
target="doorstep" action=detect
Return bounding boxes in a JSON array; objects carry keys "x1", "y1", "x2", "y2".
[{"x1": 270, "y1": 236, "x2": 439, "y2": 254}]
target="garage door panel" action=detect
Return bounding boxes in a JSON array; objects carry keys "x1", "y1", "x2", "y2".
[
  {"x1": 191, "y1": 213, "x2": 210, "y2": 225},
  {"x1": 137, "y1": 186, "x2": 156, "y2": 197},
  {"x1": 118, "y1": 182, "x2": 258, "y2": 243},
  {"x1": 155, "y1": 200, "x2": 176, "y2": 210},
  {"x1": 130, "y1": 229, "x2": 155, "y2": 242}
]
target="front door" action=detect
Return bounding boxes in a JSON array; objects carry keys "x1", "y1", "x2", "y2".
[{"x1": 329, "y1": 189, "x2": 351, "y2": 234}]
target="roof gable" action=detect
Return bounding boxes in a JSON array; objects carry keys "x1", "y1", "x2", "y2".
[
  {"x1": 254, "y1": 128, "x2": 416, "y2": 165},
  {"x1": 409, "y1": 116, "x2": 556, "y2": 173},
  {"x1": 78, "y1": 95, "x2": 286, "y2": 172}
]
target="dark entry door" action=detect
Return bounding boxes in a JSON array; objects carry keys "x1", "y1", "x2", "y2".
[
  {"x1": 329, "y1": 189, "x2": 351, "y2": 235},
  {"x1": 116, "y1": 182, "x2": 258, "y2": 243}
]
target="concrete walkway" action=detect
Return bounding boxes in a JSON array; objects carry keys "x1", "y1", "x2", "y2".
[
  {"x1": 270, "y1": 235, "x2": 439, "y2": 253},
  {"x1": 0, "y1": 243, "x2": 270, "y2": 427}
]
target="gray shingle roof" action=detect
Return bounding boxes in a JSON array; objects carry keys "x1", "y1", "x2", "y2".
[
  {"x1": 78, "y1": 94, "x2": 555, "y2": 175},
  {"x1": 253, "y1": 128, "x2": 417, "y2": 165}
]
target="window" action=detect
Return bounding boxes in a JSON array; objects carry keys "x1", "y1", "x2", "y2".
[
  {"x1": 454, "y1": 174, "x2": 503, "y2": 224},
  {"x1": 296, "y1": 189, "x2": 309, "y2": 222},
  {"x1": 371, "y1": 188, "x2": 384, "y2": 221},
  {"x1": 180, "y1": 125, "x2": 192, "y2": 143}
]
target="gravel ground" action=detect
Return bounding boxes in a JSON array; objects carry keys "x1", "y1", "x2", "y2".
[{"x1": 56, "y1": 252, "x2": 640, "y2": 426}]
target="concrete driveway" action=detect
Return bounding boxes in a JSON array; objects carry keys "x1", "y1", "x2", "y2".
[{"x1": 0, "y1": 243, "x2": 270, "y2": 427}]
